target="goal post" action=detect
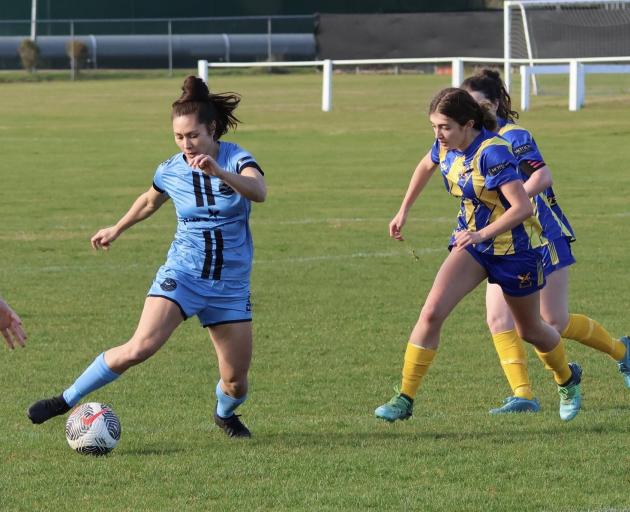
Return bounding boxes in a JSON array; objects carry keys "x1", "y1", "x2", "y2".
[{"x1": 504, "y1": 0, "x2": 630, "y2": 92}]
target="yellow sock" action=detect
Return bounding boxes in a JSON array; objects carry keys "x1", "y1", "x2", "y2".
[
  {"x1": 562, "y1": 313, "x2": 626, "y2": 361},
  {"x1": 536, "y1": 341, "x2": 572, "y2": 384},
  {"x1": 401, "y1": 343, "x2": 436, "y2": 399},
  {"x1": 492, "y1": 330, "x2": 533, "y2": 400}
]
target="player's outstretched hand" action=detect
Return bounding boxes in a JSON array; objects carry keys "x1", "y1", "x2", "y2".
[
  {"x1": 0, "y1": 299, "x2": 26, "y2": 349},
  {"x1": 188, "y1": 154, "x2": 223, "y2": 177},
  {"x1": 91, "y1": 226, "x2": 120, "y2": 251},
  {"x1": 389, "y1": 211, "x2": 408, "y2": 241}
]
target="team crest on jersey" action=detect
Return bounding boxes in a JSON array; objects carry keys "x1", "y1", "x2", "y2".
[
  {"x1": 488, "y1": 162, "x2": 509, "y2": 176},
  {"x1": 160, "y1": 278, "x2": 177, "y2": 291},
  {"x1": 517, "y1": 273, "x2": 532, "y2": 288},
  {"x1": 458, "y1": 164, "x2": 473, "y2": 181},
  {"x1": 219, "y1": 181, "x2": 235, "y2": 196}
]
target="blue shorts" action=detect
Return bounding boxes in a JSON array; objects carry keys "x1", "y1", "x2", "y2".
[
  {"x1": 542, "y1": 237, "x2": 576, "y2": 276},
  {"x1": 147, "y1": 267, "x2": 252, "y2": 327},
  {"x1": 466, "y1": 246, "x2": 545, "y2": 297}
]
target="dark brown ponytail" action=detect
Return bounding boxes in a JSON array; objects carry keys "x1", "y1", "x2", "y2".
[
  {"x1": 461, "y1": 68, "x2": 519, "y2": 123},
  {"x1": 171, "y1": 75, "x2": 241, "y2": 140}
]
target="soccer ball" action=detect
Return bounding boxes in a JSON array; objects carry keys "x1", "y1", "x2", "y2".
[{"x1": 65, "y1": 402, "x2": 121, "y2": 455}]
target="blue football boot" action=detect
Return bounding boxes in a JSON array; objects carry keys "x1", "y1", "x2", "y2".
[
  {"x1": 375, "y1": 389, "x2": 413, "y2": 422},
  {"x1": 558, "y1": 363, "x2": 582, "y2": 422},
  {"x1": 617, "y1": 336, "x2": 630, "y2": 388},
  {"x1": 489, "y1": 396, "x2": 540, "y2": 414}
]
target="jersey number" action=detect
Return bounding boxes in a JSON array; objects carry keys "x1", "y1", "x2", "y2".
[{"x1": 192, "y1": 171, "x2": 215, "y2": 207}]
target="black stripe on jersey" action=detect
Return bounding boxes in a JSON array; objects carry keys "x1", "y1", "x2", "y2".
[
  {"x1": 152, "y1": 181, "x2": 166, "y2": 194},
  {"x1": 236, "y1": 159, "x2": 264, "y2": 176},
  {"x1": 202, "y1": 173, "x2": 215, "y2": 205},
  {"x1": 202, "y1": 230, "x2": 213, "y2": 279},
  {"x1": 212, "y1": 229, "x2": 224, "y2": 280},
  {"x1": 192, "y1": 172, "x2": 204, "y2": 207}
]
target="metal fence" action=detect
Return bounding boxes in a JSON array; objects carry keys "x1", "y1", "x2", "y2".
[
  {"x1": 0, "y1": 15, "x2": 316, "y2": 37},
  {"x1": 1, "y1": 15, "x2": 316, "y2": 73}
]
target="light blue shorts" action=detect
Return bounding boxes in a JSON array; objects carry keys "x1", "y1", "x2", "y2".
[{"x1": 147, "y1": 267, "x2": 252, "y2": 327}]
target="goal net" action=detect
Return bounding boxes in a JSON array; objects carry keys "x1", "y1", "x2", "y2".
[{"x1": 505, "y1": 0, "x2": 630, "y2": 97}]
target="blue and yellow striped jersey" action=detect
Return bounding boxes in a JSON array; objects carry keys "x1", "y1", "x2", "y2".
[
  {"x1": 430, "y1": 128, "x2": 545, "y2": 256},
  {"x1": 497, "y1": 117, "x2": 575, "y2": 242}
]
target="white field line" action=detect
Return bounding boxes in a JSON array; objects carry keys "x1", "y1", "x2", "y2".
[
  {"x1": 3, "y1": 210, "x2": 628, "y2": 237},
  {"x1": 255, "y1": 246, "x2": 443, "y2": 264},
  {"x1": 3, "y1": 247, "x2": 443, "y2": 275},
  {"x1": 2, "y1": 210, "x2": 628, "y2": 275},
  {"x1": 250, "y1": 217, "x2": 454, "y2": 225},
  {"x1": 250, "y1": 211, "x2": 630, "y2": 224}
]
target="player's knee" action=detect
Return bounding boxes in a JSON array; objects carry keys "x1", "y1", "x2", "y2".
[
  {"x1": 486, "y1": 311, "x2": 514, "y2": 334},
  {"x1": 542, "y1": 315, "x2": 569, "y2": 336},
  {"x1": 124, "y1": 340, "x2": 159, "y2": 366},
  {"x1": 515, "y1": 325, "x2": 544, "y2": 345},
  {"x1": 419, "y1": 301, "x2": 446, "y2": 329}
]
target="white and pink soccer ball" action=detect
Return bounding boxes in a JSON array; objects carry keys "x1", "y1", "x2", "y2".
[{"x1": 65, "y1": 402, "x2": 121, "y2": 455}]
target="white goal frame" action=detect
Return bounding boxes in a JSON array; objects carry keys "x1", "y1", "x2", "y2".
[{"x1": 504, "y1": 0, "x2": 630, "y2": 92}]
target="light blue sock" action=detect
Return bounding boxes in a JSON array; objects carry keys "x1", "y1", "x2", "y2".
[
  {"x1": 215, "y1": 380, "x2": 246, "y2": 418},
  {"x1": 62, "y1": 353, "x2": 120, "y2": 407}
]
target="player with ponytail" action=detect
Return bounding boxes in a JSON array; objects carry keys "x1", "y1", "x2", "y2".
[
  {"x1": 375, "y1": 88, "x2": 583, "y2": 423},
  {"x1": 461, "y1": 69, "x2": 630, "y2": 414},
  {"x1": 28, "y1": 76, "x2": 266, "y2": 438}
]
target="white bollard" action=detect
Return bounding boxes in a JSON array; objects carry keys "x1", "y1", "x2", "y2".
[
  {"x1": 451, "y1": 58, "x2": 464, "y2": 87},
  {"x1": 569, "y1": 60, "x2": 584, "y2": 112},
  {"x1": 322, "y1": 59, "x2": 333, "y2": 112},
  {"x1": 198, "y1": 60, "x2": 209, "y2": 84},
  {"x1": 520, "y1": 65, "x2": 531, "y2": 112}
]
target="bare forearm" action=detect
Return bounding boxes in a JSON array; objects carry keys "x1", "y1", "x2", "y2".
[
  {"x1": 399, "y1": 155, "x2": 436, "y2": 213},
  {"x1": 114, "y1": 193, "x2": 160, "y2": 233},
  {"x1": 400, "y1": 171, "x2": 431, "y2": 212},
  {"x1": 216, "y1": 169, "x2": 266, "y2": 202}
]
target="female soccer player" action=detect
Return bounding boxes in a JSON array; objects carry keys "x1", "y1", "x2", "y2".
[
  {"x1": 27, "y1": 76, "x2": 266, "y2": 438},
  {"x1": 375, "y1": 88, "x2": 583, "y2": 423},
  {"x1": 0, "y1": 296, "x2": 26, "y2": 349},
  {"x1": 460, "y1": 69, "x2": 630, "y2": 414}
]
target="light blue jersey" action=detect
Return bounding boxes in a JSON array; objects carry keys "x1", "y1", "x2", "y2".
[
  {"x1": 152, "y1": 141, "x2": 262, "y2": 286},
  {"x1": 148, "y1": 142, "x2": 263, "y2": 325}
]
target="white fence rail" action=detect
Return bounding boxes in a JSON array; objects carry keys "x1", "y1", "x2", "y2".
[
  {"x1": 520, "y1": 58, "x2": 630, "y2": 111},
  {"x1": 197, "y1": 56, "x2": 630, "y2": 112},
  {"x1": 197, "y1": 57, "x2": 504, "y2": 112}
]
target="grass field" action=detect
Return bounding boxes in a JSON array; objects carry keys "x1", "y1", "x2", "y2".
[{"x1": 1, "y1": 70, "x2": 629, "y2": 511}]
